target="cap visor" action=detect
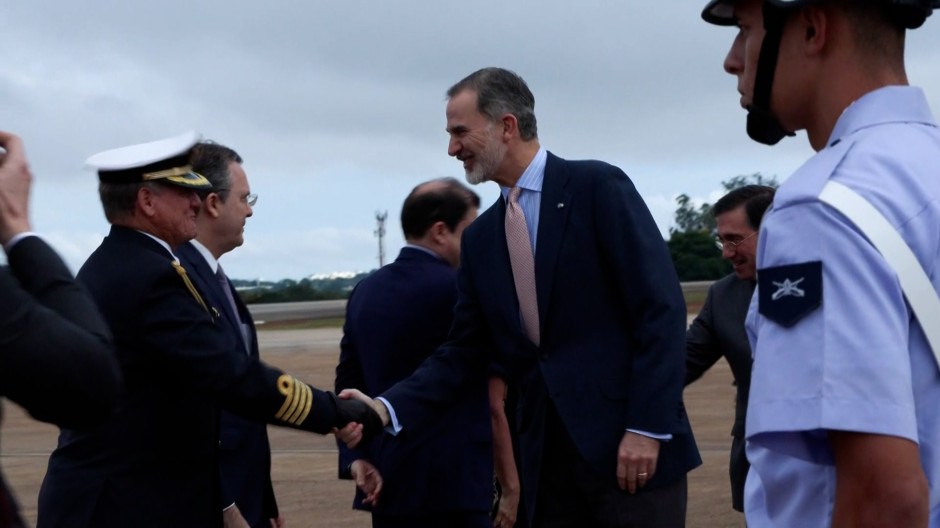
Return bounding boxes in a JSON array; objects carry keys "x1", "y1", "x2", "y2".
[{"x1": 161, "y1": 171, "x2": 213, "y2": 190}]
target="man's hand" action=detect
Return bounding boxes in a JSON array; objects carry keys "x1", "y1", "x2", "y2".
[
  {"x1": 616, "y1": 432, "x2": 660, "y2": 494},
  {"x1": 328, "y1": 390, "x2": 384, "y2": 444},
  {"x1": 268, "y1": 514, "x2": 285, "y2": 528},
  {"x1": 339, "y1": 388, "x2": 391, "y2": 425},
  {"x1": 0, "y1": 131, "x2": 32, "y2": 245},
  {"x1": 222, "y1": 504, "x2": 251, "y2": 528},
  {"x1": 490, "y1": 375, "x2": 519, "y2": 528},
  {"x1": 493, "y1": 484, "x2": 519, "y2": 528},
  {"x1": 333, "y1": 421, "x2": 364, "y2": 448},
  {"x1": 350, "y1": 459, "x2": 384, "y2": 506}
]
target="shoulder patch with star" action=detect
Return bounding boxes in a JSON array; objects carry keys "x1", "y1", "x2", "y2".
[{"x1": 758, "y1": 261, "x2": 823, "y2": 328}]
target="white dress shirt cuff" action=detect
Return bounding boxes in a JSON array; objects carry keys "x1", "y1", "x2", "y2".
[
  {"x1": 627, "y1": 428, "x2": 673, "y2": 441},
  {"x1": 375, "y1": 397, "x2": 402, "y2": 435}
]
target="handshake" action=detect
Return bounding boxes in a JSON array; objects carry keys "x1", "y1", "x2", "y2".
[{"x1": 328, "y1": 389, "x2": 389, "y2": 447}]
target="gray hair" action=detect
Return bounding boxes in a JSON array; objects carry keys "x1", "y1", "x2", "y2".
[
  {"x1": 447, "y1": 67, "x2": 538, "y2": 141},
  {"x1": 99, "y1": 181, "x2": 154, "y2": 223}
]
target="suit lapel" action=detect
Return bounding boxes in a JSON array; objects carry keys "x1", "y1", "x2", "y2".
[
  {"x1": 180, "y1": 245, "x2": 249, "y2": 352},
  {"x1": 534, "y1": 153, "x2": 571, "y2": 323}
]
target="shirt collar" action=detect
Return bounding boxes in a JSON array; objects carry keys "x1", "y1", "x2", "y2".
[
  {"x1": 827, "y1": 86, "x2": 937, "y2": 147},
  {"x1": 500, "y1": 146, "x2": 547, "y2": 200},
  {"x1": 137, "y1": 230, "x2": 178, "y2": 262},
  {"x1": 403, "y1": 243, "x2": 444, "y2": 261},
  {"x1": 189, "y1": 239, "x2": 220, "y2": 273}
]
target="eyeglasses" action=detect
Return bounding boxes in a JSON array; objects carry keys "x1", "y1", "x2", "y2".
[
  {"x1": 214, "y1": 188, "x2": 258, "y2": 207},
  {"x1": 715, "y1": 231, "x2": 757, "y2": 251}
]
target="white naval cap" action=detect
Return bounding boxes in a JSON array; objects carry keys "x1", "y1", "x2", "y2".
[{"x1": 86, "y1": 131, "x2": 212, "y2": 190}]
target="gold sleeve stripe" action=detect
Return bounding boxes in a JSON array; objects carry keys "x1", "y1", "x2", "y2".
[
  {"x1": 286, "y1": 383, "x2": 310, "y2": 424},
  {"x1": 295, "y1": 385, "x2": 314, "y2": 425},
  {"x1": 171, "y1": 261, "x2": 210, "y2": 314},
  {"x1": 284, "y1": 382, "x2": 302, "y2": 423},
  {"x1": 275, "y1": 374, "x2": 313, "y2": 426},
  {"x1": 282, "y1": 379, "x2": 303, "y2": 422},
  {"x1": 275, "y1": 375, "x2": 294, "y2": 420}
]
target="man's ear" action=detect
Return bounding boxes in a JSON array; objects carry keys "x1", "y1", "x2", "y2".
[
  {"x1": 429, "y1": 220, "x2": 450, "y2": 244},
  {"x1": 137, "y1": 186, "x2": 157, "y2": 217},
  {"x1": 799, "y1": 5, "x2": 828, "y2": 55},
  {"x1": 203, "y1": 193, "x2": 222, "y2": 218},
  {"x1": 499, "y1": 113, "x2": 518, "y2": 141}
]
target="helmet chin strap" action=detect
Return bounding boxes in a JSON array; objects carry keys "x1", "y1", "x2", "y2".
[{"x1": 746, "y1": 3, "x2": 796, "y2": 145}]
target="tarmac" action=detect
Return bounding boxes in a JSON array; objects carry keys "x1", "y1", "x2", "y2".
[{"x1": 1, "y1": 325, "x2": 745, "y2": 527}]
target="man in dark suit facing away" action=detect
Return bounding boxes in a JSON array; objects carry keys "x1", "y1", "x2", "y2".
[
  {"x1": 175, "y1": 141, "x2": 283, "y2": 528},
  {"x1": 335, "y1": 177, "x2": 517, "y2": 528},
  {"x1": 684, "y1": 184, "x2": 775, "y2": 514},
  {"x1": 340, "y1": 67, "x2": 701, "y2": 527},
  {"x1": 0, "y1": 132, "x2": 121, "y2": 528}
]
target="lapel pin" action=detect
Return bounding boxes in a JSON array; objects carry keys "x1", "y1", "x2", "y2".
[{"x1": 557, "y1": 203, "x2": 565, "y2": 209}]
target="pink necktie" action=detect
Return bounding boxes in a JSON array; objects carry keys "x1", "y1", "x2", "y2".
[{"x1": 505, "y1": 187, "x2": 540, "y2": 346}]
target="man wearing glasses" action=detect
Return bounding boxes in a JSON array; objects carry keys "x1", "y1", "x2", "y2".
[
  {"x1": 684, "y1": 184, "x2": 775, "y2": 515},
  {"x1": 175, "y1": 142, "x2": 278, "y2": 528}
]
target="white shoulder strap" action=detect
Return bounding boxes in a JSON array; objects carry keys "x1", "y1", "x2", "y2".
[{"x1": 819, "y1": 180, "x2": 940, "y2": 370}]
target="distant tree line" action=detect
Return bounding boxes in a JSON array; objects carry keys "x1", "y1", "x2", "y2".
[
  {"x1": 666, "y1": 173, "x2": 778, "y2": 281},
  {"x1": 233, "y1": 273, "x2": 372, "y2": 304}
]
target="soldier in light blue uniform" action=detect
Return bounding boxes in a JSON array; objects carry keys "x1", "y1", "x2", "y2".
[{"x1": 702, "y1": 0, "x2": 940, "y2": 526}]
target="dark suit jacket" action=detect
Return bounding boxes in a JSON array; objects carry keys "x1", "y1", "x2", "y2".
[
  {"x1": 685, "y1": 273, "x2": 755, "y2": 511},
  {"x1": 0, "y1": 236, "x2": 121, "y2": 528},
  {"x1": 177, "y1": 242, "x2": 278, "y2": 527},
  {"x1": 383, "y1": 153, "x2": 701, "y2": 523},
  {"x1": 37, "y1": 226, "x2": 340, "y2": 528},
  {"x1": 335, "y1": 247, "x2": 492, "y2": 517}
]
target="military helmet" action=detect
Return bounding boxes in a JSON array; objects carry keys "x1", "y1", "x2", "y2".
[{"x1": 703, "y1": 0, "x2": 938, "y2": 29}]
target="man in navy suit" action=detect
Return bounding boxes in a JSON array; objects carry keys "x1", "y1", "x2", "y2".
[
  {"x1": 336, "y1": 178, "x2": 514, "y2": 527},
  {"x1": 175, "y1": 141, "x2": 282, "y2": 528},
  {"x1": 341, "y1": 68, "x2": 700, "y2": 527}
]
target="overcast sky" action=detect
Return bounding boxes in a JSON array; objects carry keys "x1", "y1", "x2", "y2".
[{"x1": 4, "y1": 1, "x2": 940, "y2": 280}]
